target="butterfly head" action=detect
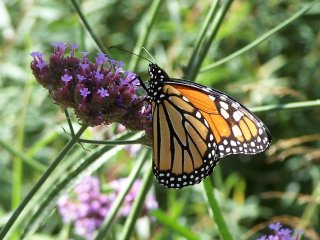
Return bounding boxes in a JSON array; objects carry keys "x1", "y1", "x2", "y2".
[
  {"x1": 148, "y1": 64, "x2": 169, "y2": 82},
  {"x1": 147, "y1": 64, "x2": 170, "y2": 100}
]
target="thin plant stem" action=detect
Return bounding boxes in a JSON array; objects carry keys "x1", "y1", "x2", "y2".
[
  {"x1": 299, "y1": 182, "x2": 320, "y2": 229},
  {"x1": 200, "y1": 2, "x2": 314, "y2": 72},
  {"x1": 203, "y1": 178, "x2": 233, "y2": 240},
  {"x1": 0, "y1": 139, "x2": 46, "y2": 172},
  {"x1": 128, "y1": 0, "x2": 164, "y2": 71},
  {"x1": 0, "y1": 126, "x2": 87, "y2": 239},
  {"x1": 184, "y1": 0, "x2": 234, "y2": 80},
  {"x1": 119, "y1": 161, "x2": 154, "y2": 240},
  {"x1": 78, "y1": 138, "x2": 144, "y2": 145},
  {"x1": 94, "y1": 149, "x2": 149, "y2": 240},
  {"x1": 69, "y1": 0, "x2": 108, "y2": 54},
  {"x1": 250, "y1": 100, "x2": 320, "y2": 113},
  {"x1": 64, "y1": 109, "x2": 75, "y2": 137},
  {"x1": 186, "y1": 0, "x2": 220, "y2": 72},
  {"x1": 151, "y1": 210, "x2": 200, "y2": 240},
  {"x1": 21, "y1": 132, "x2": 139, "y2": 239}
]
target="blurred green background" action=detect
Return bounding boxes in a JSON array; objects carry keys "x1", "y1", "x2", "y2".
[{"x1": 0, "y1": 0, "x2": 319, "y2": 239}]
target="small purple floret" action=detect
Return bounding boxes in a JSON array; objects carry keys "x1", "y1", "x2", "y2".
[
  {"x1": 97, "y1": 87, "x2": 109, "y2": 98},
  {"x1": 61, "y1": 74, "x2": 72, "y2": 83},
  {"x1": 257, "y1": 222, "x2": 303, "y2": 240},
  {"x1": 96, "y1": 53, "x2": 108, "y2": 65},
  {"x1": 77, "y1": 74, "x2": 85, "y2": 82},
  {"x1": 80, "y1": 88, "x2": 91, "y2": 97},
  {"x1": 94, "y1": 71, "x2": 104, "y2": 81}
]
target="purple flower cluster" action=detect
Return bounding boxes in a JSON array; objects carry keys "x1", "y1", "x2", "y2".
[
  {"x1": 30, "y1": 43, "x2": 152, "y2": 140},
  {"x1": 257, "y1": 222, "x2": 302, "y2": 240},
  {"x1": 57, "y1": 176, "x2": 157, "y2": 240},
  {"x1": 110, "y1": 178, "x2": 158, "y2": 217}
]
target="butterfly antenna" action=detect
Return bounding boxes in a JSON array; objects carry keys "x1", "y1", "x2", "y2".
[
  {"x1": 142, "y1": 47, "x2": 156, "y2": 64},
  {"x1": 109, "y1": 46, "x2": 153, "y2": 64}
]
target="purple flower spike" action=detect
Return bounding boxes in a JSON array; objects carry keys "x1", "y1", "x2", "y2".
[
  {"x1": 61, "y1": 74, "x2": 72, "y2": 84},
  {"x1": 256, "y1": 222, "x2": 303, "y2": 240},
  {"x1": 80, "y1": 87, "x2": 91, "y2": 97},
  {"x1": 97, "y1": 87, "x2": 109, "y2": 98},
  {"x1": 57, "y1": 176, "x2": 157, "y2": 240},
  {"x1": 30, "y1": 43, "x2": 152, "y2": 141}
]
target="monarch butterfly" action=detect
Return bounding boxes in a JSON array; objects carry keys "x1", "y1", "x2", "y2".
[{"x1": 138, "y1": 62, "x2": 271, "y2": 189}]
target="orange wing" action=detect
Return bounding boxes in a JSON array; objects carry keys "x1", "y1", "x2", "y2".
[
  {"x1": 152, "y1": 83, "x2": 271, "y2": 188},
  {"x1": 171, "y1": 83, "x2": 271, "y2": 158}
]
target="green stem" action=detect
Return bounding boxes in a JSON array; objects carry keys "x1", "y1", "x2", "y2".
[
  {"x1": 0, "y1": 126, "x2": 87, "y2": 239},
  {"x1": 0, "y1": 139, "x2": 46, "y2": 172},
  {"x1": 200, "y1": 3, "x2": 314, "y2": 72},
  {"x1": 119, "y1": 161, "x2": 154, "y2": 240},
  {"x1": 151, "y1": 210, "x2": 200, "y2": 240},
  {"x1": 94, "y1": 149, "x2": 149, "y2": 240},
  {"x1": 250, "y1": 99, "x2": 320, "y2": 113},
  {"x1": 78, "y1": 138, "x2": 144, "y2": 145},
  {"x1": 184, "y1": 0, "x2": 234, "y2": 80},
  {"x1": 299, "y1": 182, "x2": 320, "y2": 229},
  {"x1": 128, "y1": 0, "x2": 163, "y2": 71},
  {"x1": 69, "y1": 0, "x2": 107, "y2": 54},
  {"x1": 64, "y1": 110, "x2": 75, "y2": 137},
  {"x1": 185, "y1": 0, "x2": 220, "y2": 72},
  {"x1": 203, "y1": 178, "x2": 233, "y2": 240}
]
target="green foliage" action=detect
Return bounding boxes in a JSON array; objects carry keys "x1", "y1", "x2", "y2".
[{"x1": 0, "y1": 0, "x2": 319, "y2": 239}]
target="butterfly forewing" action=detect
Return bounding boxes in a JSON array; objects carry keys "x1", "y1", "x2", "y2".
[
  {"x1": 169, "y1": 81, "x2": 271, "y2": 158},
  {"x1": 147, "y1": 63, "x2": 271, "y2": 188}
]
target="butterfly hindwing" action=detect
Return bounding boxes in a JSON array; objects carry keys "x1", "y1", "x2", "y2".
[{"x1": 152, "y1": 84, "x2": 218, "y2": 188}]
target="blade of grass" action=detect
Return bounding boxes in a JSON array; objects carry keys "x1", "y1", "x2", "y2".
[
  {"x1": 185, "y1": 0, "x2": 220, "y2": 72},
  {"x1": 203, "y1": 178, "x2": 233, "y2": 240},
  {"x1": 250, "y1": 99, "x2": 320, "y2": 113},
  {"x1": 299, "y1": 182, "x2": 320, "y2": 229},
  {"x1": 94, "y1": 149, "x2": 149, "y2": 240},
  {"x1": 200, "y1": 2, "x2": 315, "y2": 72},
  {"x1": 151, "y1": 210, "x2": 200, "y2": 240},
  {"x1": 64, "y1": 109, "x2": 75, "y2": 137},
  {"x1": 69, "y1": 0, "x2": 107, "y2": 54},
  {"x1": 78, "y1": 137, "x2": 145, "y2": 145},
  {"x1": 0, "y1": 126, "x2": 87, "y2": 239},
  {"x1": 22, "y1": 132, "x2": 141, "y2": 239},
  {"x1": 0, "y1": 139, "x2": 46, "y2": 172},
  {"x1": 119, "y1": 161, "x2": 154, "y2": 240},
  {"x1": 128, "y1": 0, "x2": 164, "y2": 71},
  {"x1": 184, "y1": 0, "x2": 234, "y2": 80}
]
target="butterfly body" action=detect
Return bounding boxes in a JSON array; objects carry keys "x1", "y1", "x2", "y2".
[{"x1": 145, "y1": 63, "x2": 271, "y2": 188}]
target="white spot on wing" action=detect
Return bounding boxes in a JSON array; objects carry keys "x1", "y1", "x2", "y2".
[
  {"x1": 182, "y1": 96, "x2": 189, "y2": 102},
  {"x1": 232, "y1": 125, "x2": 242, "y2": 137},
  {"x1": 220, "y1": 108, "x2": 229, "y2": 119},
  {"x1": 233, "y1": 111, "x2": 242, "y2": 122},
  {"x1": 209, "y1": 95, "x2": 216, "y2": 101},
  {"x1": 220, "y1": 101, "x2": 229, "y2": 110}
]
